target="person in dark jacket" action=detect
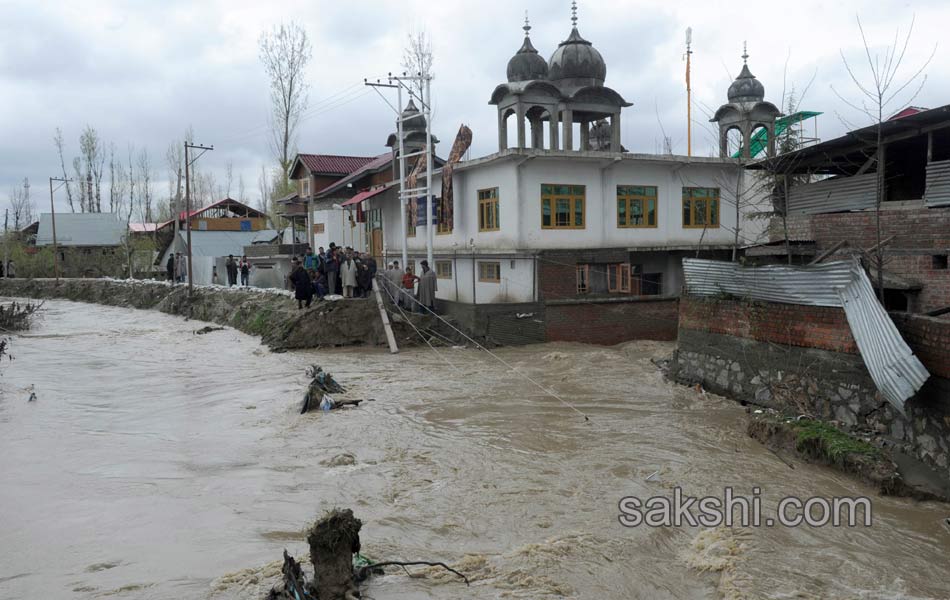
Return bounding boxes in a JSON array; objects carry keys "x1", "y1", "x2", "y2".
[
  {"x1": 289, "y1": 259, "x2": 314, "y2": 309},
  {"x1": 325, "y1": 248, "x2": 340, "y2": 295},
  {"x1": 240, "y1": 256, "x2": 250, "y2": 286},
  {"x1": 226, "y1": 255, "x2": 238, "y2": 287},
  {"x1": 166, "y1": 253, "x2": 176, "y2": 284}
]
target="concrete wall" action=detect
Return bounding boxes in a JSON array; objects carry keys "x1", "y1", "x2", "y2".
[
  {"x1": 671, "y1": 295, "x2": 950, "y2": 481},
  {"x1": 546, "y1": 296, "x2": 679, "y2": 344}
]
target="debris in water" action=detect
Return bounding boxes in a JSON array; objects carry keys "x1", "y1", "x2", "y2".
[
  {"x1": 300, "y1": 366, "x2": 364, "y2": 414},
  {"x1": 645, "y1": 470, "x2": 659, "y2": 482},
  {"x1": 194, "y1": 326, "x2": 225, "y2": 335},
  {"x1": 26, "y1": 384, "x2": 36, "y2": 402}
]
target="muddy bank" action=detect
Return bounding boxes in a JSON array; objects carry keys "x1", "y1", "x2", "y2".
[{"x1": 0, "y1": 278, "x2": 432, "y2": 350}]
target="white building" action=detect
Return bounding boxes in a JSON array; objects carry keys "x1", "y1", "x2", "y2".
[{"x1": 346, "y1": 8, "x2": 773, "y2": 343}]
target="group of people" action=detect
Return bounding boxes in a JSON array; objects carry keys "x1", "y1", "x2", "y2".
[
  {"x1": 377, "y1": 259, "x2": 438, "y2": 313},
  {"x1": 222, "y1": 255, "x2": 250, "y2": 287},
  {"x1": 165, "y1": 252, "x2": 187, "y2": 284},
  {"x1": 287, "y1": 243, "x2": 378, "y2": 309}
]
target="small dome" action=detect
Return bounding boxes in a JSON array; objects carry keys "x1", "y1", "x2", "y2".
[
  {"x1": 728, "y1": 63, "x2": 765, "y2": 103},
  {"x1": 400, "y1": 99, "x2": 425, "y2": 132},
  {"x1": 507, "y1": 36, "x2": 548, "y2": 82},
  {"x1": 548, "y1": 27, "x2": 606, "y2": 85}
]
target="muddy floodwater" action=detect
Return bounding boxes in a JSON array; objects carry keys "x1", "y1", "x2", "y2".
[{"x1": 1, "y1": 300, "x2": 949, "y2": 599}]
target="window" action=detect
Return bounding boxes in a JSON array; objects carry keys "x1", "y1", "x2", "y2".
[
  {"x1": 933, "y1": 254, "x2": 948, "y2": 270},
  {"x1": 607, "y1": 263, "x2": 631, "y2": 293},
  {"x1": 617, "y1": 185, "x2": 658, "y2": 228},
  {"x1": 541, "y1": 184, "x2": 585, "y2": 229},
  {"x1": 300, "y1": 178, "x2": 311, "y2": 197},
  {"x1": 406, "y1": 200, "x2": 416, "y2": 237},
  {"x1": 576, "y1": 265, "x2": 590, "y2": 294},
  {"x1": 436, "y1": 197, "x2": 453, "y2": 234},
  {"x1": 478, "y1": 188, "x2": 500, "y2": 231},
  {"x1": 435, "y1": 260, "x2": 453, "y2": 279},
  {"x1": 682, "y1": 187, "x2": 720, "y2": 228},
  {"x1": 478, "y1": 261, "x2": 501, "y2": 283}
]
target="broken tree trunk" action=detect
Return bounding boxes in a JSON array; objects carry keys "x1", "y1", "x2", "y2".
[{"x1": 307, "y1": 509, "x2": 362, "y2": 600}]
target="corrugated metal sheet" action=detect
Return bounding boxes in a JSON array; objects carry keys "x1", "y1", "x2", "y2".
[
  {"x1": 787, "y1": 173, "x2": 877, "y2": 215},
  {"x1": 683, "y1": 259, "x2": 853, "y2": 307},
  {"x1": 836, "y1": 269, "x2": 929, "y2": 414},
  {"x1": 36, "y1": 213, "x2": 126, "y2": 246},
  {"x1": 683, "y1": 258, "x2": 928, "y2": 413},
  {"x1": 924, "y1": 159, "x2": 950, "y2": 207}
]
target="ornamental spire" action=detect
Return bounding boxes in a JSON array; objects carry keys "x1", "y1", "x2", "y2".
[
  {"x1": 523, "y1": 10, "x2": 530, "y2": 36},
  {"x1": 742, "y1": 40, "x2": 748, "y2": 64},
  {"x1": 571, "y1": 0, "x2": 578, "y2": 27}
]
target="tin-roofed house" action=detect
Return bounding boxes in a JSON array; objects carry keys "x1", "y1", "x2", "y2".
[{"x1": 35, "y1": 213, "x2": 127, "y2": 278}]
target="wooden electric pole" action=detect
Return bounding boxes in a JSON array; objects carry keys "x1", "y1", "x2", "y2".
[{"x1": 183, "y1": 141, "x2": 213, "y2": 297}]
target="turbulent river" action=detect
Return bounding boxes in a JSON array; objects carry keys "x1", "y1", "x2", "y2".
[{"x1": 1, "y1": 299, "x2": 949, "y2": 599}]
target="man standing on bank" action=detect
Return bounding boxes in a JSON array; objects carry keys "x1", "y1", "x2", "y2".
[{"x1": 417, "y1": 260, "x2": 438, "y2": 313}]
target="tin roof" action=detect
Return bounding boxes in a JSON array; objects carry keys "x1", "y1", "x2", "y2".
[
  {"x1": 36, "y1": 213, "x2": 126, "y2": 247},
  {"x1": 297, "y1": 154, "x2": 377, "y2": 176}
]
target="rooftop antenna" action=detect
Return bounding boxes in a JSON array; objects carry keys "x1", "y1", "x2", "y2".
[{"x1": 685, "y1": 26, "x2": 693, "y2": 157}]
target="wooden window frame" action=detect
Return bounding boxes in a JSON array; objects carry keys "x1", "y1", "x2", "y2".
[
  {"x1": 576, "y1": 264, "x2": 590, "y2": 294},
  {"x1": 607, "y1": 263, "x2": 632, "y2": 293},
  {"x1": 478, "y1": 188, "x2": 500, "y2": 232},
  {"x1": 435, "y1": 260, "x2": 453, "y2": 279},
  {"x1": 541, "y1": 184, "x2": 585, "y2": 230},
  {"x1": 478, "y1": 261, "x2": 501, "y2": 283},
  {"x1": 682, "y1": 187, "x2": 720, "y2": 229},
  {"x1": 617, "y1": 185, "x2": 658, "y2": 228}
]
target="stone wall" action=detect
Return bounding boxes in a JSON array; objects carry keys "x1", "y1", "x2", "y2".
[{"x1": 671, "y1": 295, "x2": 950, "y2": 481}]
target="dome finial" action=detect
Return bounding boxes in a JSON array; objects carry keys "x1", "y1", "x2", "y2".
[
  {"x1": 571, "y1": 0, "x2": 578, "y2": 27},
  {"x1": 742, "y1": 40, "x2": 748, "y2": 64},
  {"x1": 523, "y1": 10, "x2": 531, "y2": 36}
]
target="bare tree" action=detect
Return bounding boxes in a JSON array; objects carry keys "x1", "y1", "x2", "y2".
[
  {"x1": 401, "y1": 26, "x2": 434, "y2": 100},
  {"x1": 258, "y1": 22, "x2": 311, "y2": 195},
  {"x1": 126, "y1": 144, "x2": 136, "y2": 223},
  {"x1": 257, "y1": 164, "x2": 273, "y2": 217},
  {"x1": 108, "y1": 142, "x2": 128, "y2": 215},
  {"x1": 53, "y1": 128, "x2": 75, "y2": 212},
  {"x1": 9, "y1": 179, "x2": 35, "y2": 230},
  {"x1": 79, "y1": 125, "x2": 105, "y2": 212},
  {"x1": 833, "y1": 15, "x2": 935, "y2": 298},
  {"x1": 237, "y1": 173, "x2": 247, "y2": 204},
  {"x1": 224, "y1": 160, "x2": 234, "y2": 199},
  {"x1": 137, "y1": 148, "x2": 154, "y2": 222}
]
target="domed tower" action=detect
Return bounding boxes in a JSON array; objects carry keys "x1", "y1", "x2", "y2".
[
  {"x1": 710, "y1": 45, "x2": 781, "y2": 159},
  {"x1": 387, "y1": 99, "x2": 439, "y2": 158},
  {"x1": 488, "y1": 3, "x2": 630, "y2": 153}
]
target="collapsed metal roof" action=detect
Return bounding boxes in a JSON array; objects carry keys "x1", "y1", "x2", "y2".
[{"x1": 682, "y1": 258, "x2": 929, "y2": 414}]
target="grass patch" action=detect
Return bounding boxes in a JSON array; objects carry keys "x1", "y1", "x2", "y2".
[
  {"x1": 247, "y1": 307, "x2": 273, "y2": 335},
  {"x1": 792, "y1": 419, "x2": 880, "y2": 465}
]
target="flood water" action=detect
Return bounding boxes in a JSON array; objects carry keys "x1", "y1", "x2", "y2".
[{"x1": 1, "y1": 299, "x2": 949, "y2": 599}]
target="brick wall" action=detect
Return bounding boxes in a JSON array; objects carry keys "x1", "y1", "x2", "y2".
[
  {"x1": 538, "y1": 248, "x2": 642, "y2": 301},
  {"x1": 679, "y1": 296, "x2": 858, "y2": 354},
  {"x1": 892, "y1": 313, "x2": 950, "y2": 379},
  {"x1": 770, "y1": 206, "x2": 950, "y2": 311},
  {"x1": 545, "y1": 297, "x2": 678, "y2": 344}
]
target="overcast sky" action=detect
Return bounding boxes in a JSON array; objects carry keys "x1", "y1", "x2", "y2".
[{"x1": 2, "y1": 0, "x2": 947, "y2": 219}]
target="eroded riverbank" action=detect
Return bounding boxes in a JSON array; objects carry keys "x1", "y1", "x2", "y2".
[
  {"x1": 1, "y1": 300, "x2": 949, "y2": 599},
  {"x1": 0, "y1": 278, "x2": 430, "y2": 350}
]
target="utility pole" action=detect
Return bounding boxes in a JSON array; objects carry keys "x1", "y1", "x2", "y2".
[
  {"x1": 49, "y1": 176, "x2": 72, "y2": 281},
  {"x1": 685, "y1": 27, "x2": 693, "y2": 157},
  {"x1": 365, "y1": 72, "x2": 435, "y2": 269},
  {"x1": 183, "y1": 141, "x2": 214, "y2": 297},
  {"x1": 3, "y1": 209, "x2": 7, "y2": 280}
]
